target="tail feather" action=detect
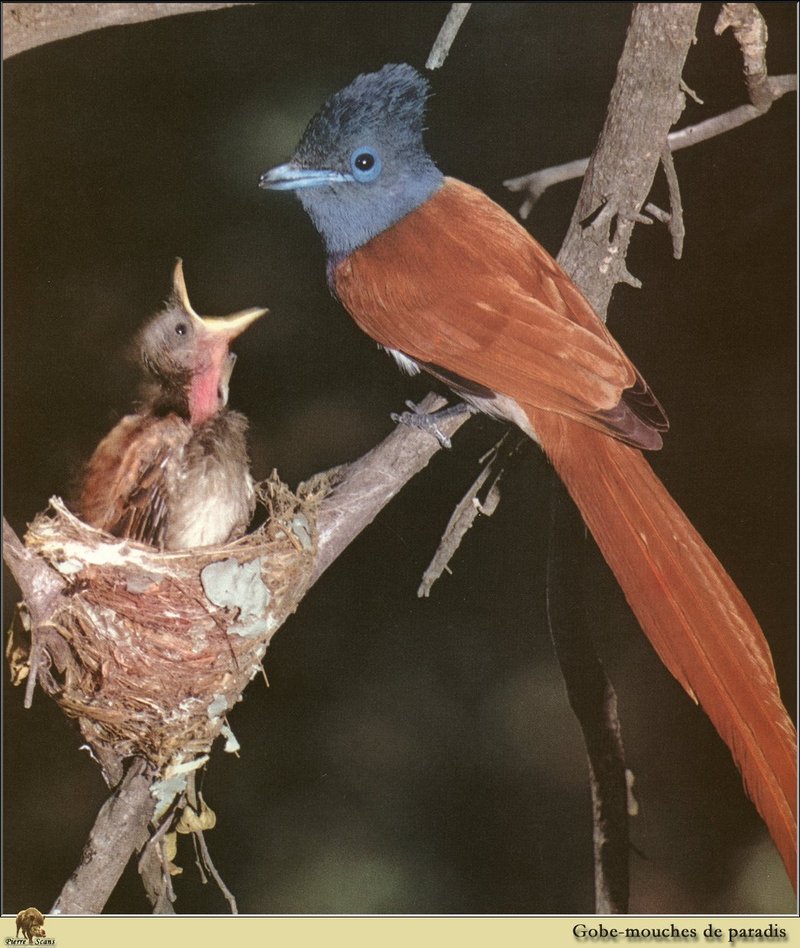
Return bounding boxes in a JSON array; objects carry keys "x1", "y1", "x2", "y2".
[{"x1": 534, "y1": 411, "x2": 797, "y2": 887}]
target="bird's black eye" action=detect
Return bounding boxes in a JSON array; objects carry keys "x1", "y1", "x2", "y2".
[
  {"x1": 350, "y1": 147, "x2": 382, "y2": 183},
  {"x1": 175, "y1": 322, "x2": 188, "y2": 336}
]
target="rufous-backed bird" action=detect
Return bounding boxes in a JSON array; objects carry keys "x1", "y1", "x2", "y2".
[
  {"x1": 259, "y1": 64, "x2": 797, "y2": 884},
  {"x1": 76, "y1": 259, "x2": 267, "y2": 550}
]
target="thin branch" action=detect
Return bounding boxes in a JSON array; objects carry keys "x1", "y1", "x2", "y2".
[
  {"x1": 546, "y1": 477, "x2": 630, "y2": 914},
  {"x1": 2, "y1": 3, "x2": 253, "y2": 59},
  {"x1": 660, "y1": 146, "x2": 684, "y2": 260},
  {"x1": 426, "y1": 3, "x2": 472, "y2": 70},
  {"x1": 504, "y1": 74, "x2": 796, "y2": 218},
  {"x1": 715, "y1": 2, "x2": 773, "y2": 111},
  {"x1": 417, "y1": 434, "x2": 511, "y2": 598},
  {"x1": 195, "y1": 831, "x2": 238, "y2": 914},
  {"x1": 668, "y1": 73, "x2": 795, "y2": 146},
  {"x1": 3, "y1": 518, "x2": 66, "y2": 621},
  {"x1": 309, "y1": 393, "x2": 468, "y2": 585},
  {"x1": 51, "y1": 759, "x2": 156, "y2": 915},
  {"x1": 504, "y1": 157, "x2": 590, "y2": 220},
  {"x1": 643, "y1": 202, "x2": 672, "y2": 226},
  {"x1": 138, "y1": 822, "x2": 177, "y2": 913},
  {"x1": 3, "y1": 518, "x2": 67, "y2": 708}
]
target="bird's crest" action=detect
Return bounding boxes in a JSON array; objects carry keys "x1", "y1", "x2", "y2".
[{"x1": 296, "y1": 63, "x2": 430, "y2": 168}]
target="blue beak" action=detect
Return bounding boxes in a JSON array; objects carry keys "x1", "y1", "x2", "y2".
[{"x1": 259, "y1": 162, "x2": 352, "y2": 191}]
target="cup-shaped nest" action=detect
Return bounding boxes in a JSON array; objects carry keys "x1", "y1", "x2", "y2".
[{"x1": 20, "y1": 475, "x2": 319, "y2": 786}]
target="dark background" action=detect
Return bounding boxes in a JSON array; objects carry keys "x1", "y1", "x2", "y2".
[{"x1": 3, "y1": 2, "x2": 796, "y2": 915}]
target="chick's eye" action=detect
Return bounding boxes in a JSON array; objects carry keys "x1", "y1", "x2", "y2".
[
  {"x1": 350, "y1": 147, "x2": 382, "y2": 183},
  {"x1": 174, "y1": 322, "x2": 188, "y2": 336}
]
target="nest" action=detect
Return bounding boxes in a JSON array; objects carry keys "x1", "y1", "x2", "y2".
[{"x1": 21, "y1": 474, "x2": 321, "y2": 788}]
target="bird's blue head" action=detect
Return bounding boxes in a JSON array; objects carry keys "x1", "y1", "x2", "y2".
[{"x1": 260, "y1": 63, "x2": 444, "y2": 258}]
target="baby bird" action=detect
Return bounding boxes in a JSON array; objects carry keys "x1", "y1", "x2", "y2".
[{"x1": 77, "y1": 259, "x2": 266, "y2": 549}]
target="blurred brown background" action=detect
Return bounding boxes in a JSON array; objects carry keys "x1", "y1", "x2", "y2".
[{"x1": 3, "y1": 2, "x2": 796, "y2": 915}]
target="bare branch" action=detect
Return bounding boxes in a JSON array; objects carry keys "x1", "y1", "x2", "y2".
[
  {"x1": 660, "y1": 146, "x2": 685, "y2": 260},
  {"x1": 426, "y1": 3, "x2": 472, "y2": 70},
  {"x1": 310, "y1": 393, "x2": 468, "y2": 585},
  {"x1": 51, "y1": 759, "x2": 156, "y2": 915},
  {"x1": 3, "y1": 517, "x2": 66, "y2": 621},
  {"x1": 138, "y1": 823, "x2": 177, "y2": 913},
  {"x1": 195, "y1": 831, "x2": 238, "y2": 914},
  {"x1": 547, "y1": 486, "x2": 630, "y2": 915},
  {"x1": 548, "y1": 5, "x2": 702, "y2": 912},
  {"x1": 3, "y1": 517, "x2": 68, "y2": 708},
  {"x1": 2, "y1": 3, "x2": 252, "y2": 59},
  {"x1": 505, "y1": 74, "x2": 796, "y2": 218},
  {"x1": 716, "y1": 2, "x2": 772, "y2": 111},
  {"x1": 667, "y1": 73, "x2": 795, "y2": 147},
  {"x1": 546, "y1": 478, "x2": 632, "y2": 915},
  {"x1": 504, "y1": 157, "x2": 590, "y2": 220},
  {"x1": 417, "y1": 435, "x2": 511, "y2": 598}
]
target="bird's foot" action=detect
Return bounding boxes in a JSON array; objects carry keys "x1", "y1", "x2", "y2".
[{"x1": 391, "y1": 401, "x2": 475, "y2": 449}]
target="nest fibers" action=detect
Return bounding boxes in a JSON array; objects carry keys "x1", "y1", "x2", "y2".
[{"x1": 20, "y1": 474, "x2": 319, "y2": 791}]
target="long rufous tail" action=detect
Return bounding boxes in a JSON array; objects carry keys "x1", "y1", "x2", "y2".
[{"x1": 533, "y1": 410, "x2": 797, "y2": 888}]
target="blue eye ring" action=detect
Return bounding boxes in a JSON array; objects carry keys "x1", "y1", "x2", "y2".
[{"x1": 350, "y1": 147, "x2": 382, "y2": 183}]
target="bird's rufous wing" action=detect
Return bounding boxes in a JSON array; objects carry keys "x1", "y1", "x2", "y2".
[
  {"x1": 334, "y1": 177, "x2": 666, "y2": 449},
  {"x1": 77, "y1": 413, "x2": 190, "y2": 548}
]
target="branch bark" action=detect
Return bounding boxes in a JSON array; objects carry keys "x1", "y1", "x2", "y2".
[
  {"x1": 50, "y1": 759, "x2": 156, "y2": 915},
  {"x1": 310, "y1": 393, "x2": 467, "y2": 584},
  {"x1": 2, "y1": 2, "x2": 252, "y2": 59},
  {"x1": 557, "y1": 3, "x2": 701, "y2": 316},
  {"x1": 426, "y1": 2, "x2": 472, "y2": 70},
  {"x1": 505, "y1": 73, "x2": 795, "y2": 218},
  {"x1": 549, "y1": 3, "x2": 700, "y2": 913},
  {"x1": 715, "y1": 2, "x2": 772, "y2": 110}
]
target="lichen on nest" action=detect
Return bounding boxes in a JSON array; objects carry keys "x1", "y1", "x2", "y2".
[{"x1": 19, "y1": 472, "x2": 321, "y2": 787}]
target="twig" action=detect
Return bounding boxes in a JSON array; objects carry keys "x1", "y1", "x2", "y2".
[
  {"x1": 546, "y1": 476, "x2": 630, "y2": 914},
  {"x1": 195, "y1": 831, "x2": 238, "y2": 914},
  {"x1": 191, "y1": 832, "x2": 209, "y2": 884},
  {"x1": 715, "y1": 3, "x2": 773, "y2": 111},
  {"x1": 660, "y1": 146, "x2": 684, "y2": 259},
  {"x1": 426, "y1": 3, "x2": 472, "y2": 70},
  {"x1": 417, "y1": 434, "x2": 511, "y2": 598},
  {"x1": 643, "y1": 202, "x2": 671, "y2": 225},
  {"x1": 138, "y1": 821, "x2": 177, "y2": 913},
  {"x1": 310, "y1": 392, "x2": 469, "y2": 585},
  {"x1": 504, "y1": 157, "x2": 590, "y2": 218},
  {"x1": 668, "y1": 73, "x2": 795, "y2": 148},
  {"x1": 504, "y1": 74, "x2": 796, "y2": 218},
  {"x1": 51, "y1": 759, "x2": 156, "y2": 914},
  {"x1": 3, "y1": 517, "x2": 67, "y2": 708},
  {"x1": 3, "y1": 518, "x2": 66, "y2": 623}
]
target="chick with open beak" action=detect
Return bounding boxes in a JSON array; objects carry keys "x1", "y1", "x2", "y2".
[{"x1": 77, "y1": 259, "x2": 267, "y2": 549}]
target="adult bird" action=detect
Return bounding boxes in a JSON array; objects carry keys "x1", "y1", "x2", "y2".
[
  {"x1": 77, "y1": 259, "x2": 267, "y2": 550},
  {"x1": 259, "y1": 63, "x2": 796, "y2": 885}
]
